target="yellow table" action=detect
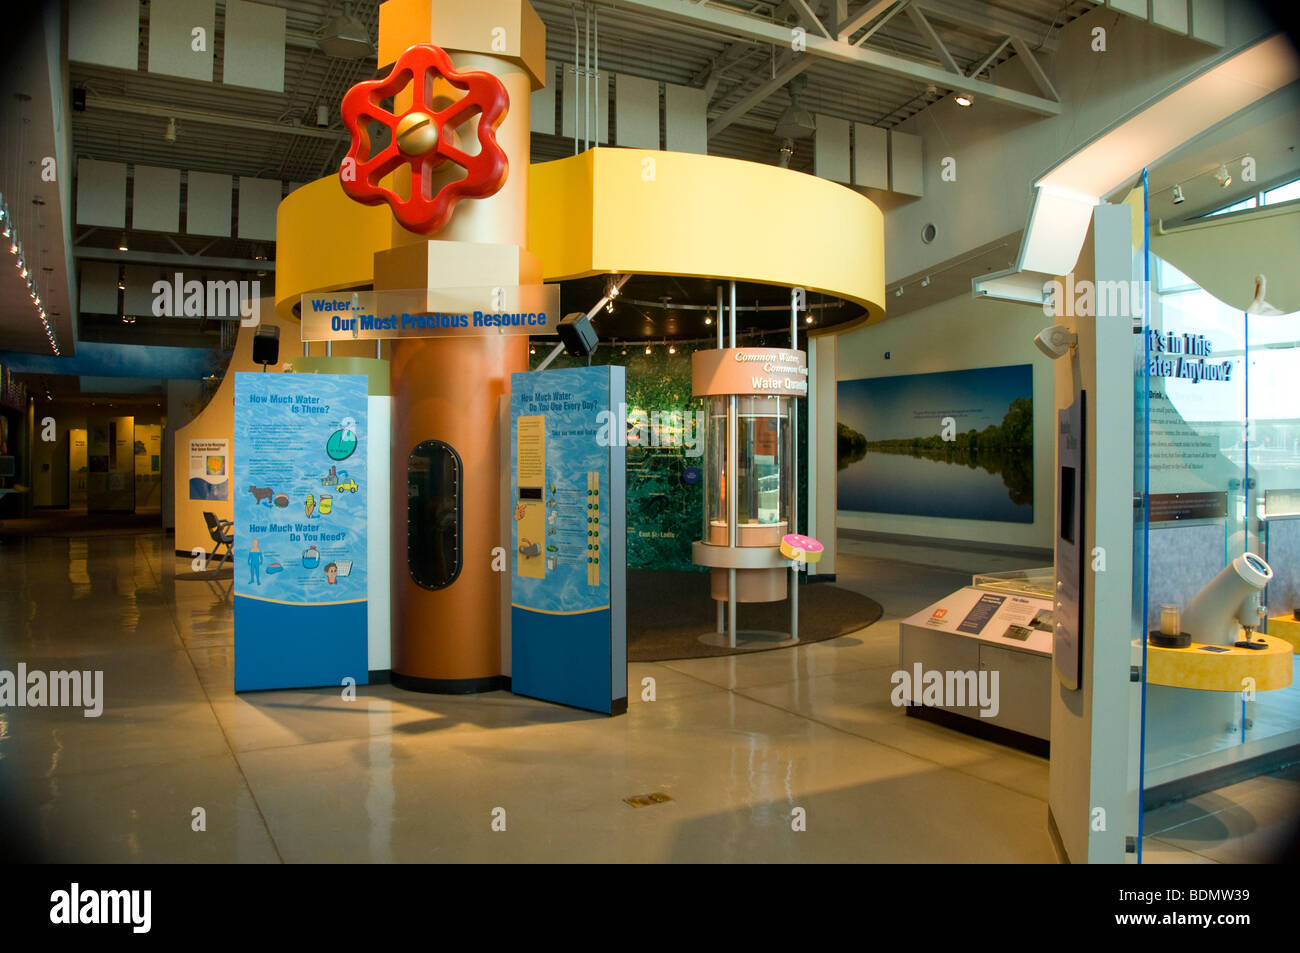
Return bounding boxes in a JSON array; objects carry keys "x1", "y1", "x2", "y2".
[
  {"x1": 1143, "y1": 634, "x2": 1293, "y2": 692},
  {"x1": 1266, "y1": 615, "x2": 1300, "y2": 652}
]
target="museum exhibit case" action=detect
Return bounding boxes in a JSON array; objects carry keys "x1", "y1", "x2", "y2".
[{"x1": 1129, "y1": 171, "x2": 1300, "y2": 860}]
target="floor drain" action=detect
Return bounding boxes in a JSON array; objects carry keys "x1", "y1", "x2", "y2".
[{"x1": 624, "y1": 792, "x2": 673, "y2": 808}]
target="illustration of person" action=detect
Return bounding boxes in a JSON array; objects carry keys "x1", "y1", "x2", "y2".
[
  {"x1": 248, "y1": 538, "x2": 263, "y2": 585},
  {"x1": 324, "y1": 562, "x2": 338, "y2": 585}
]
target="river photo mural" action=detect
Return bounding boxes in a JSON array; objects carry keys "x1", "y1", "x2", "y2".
[{"x1": 837, "y1": 364, "x2": 1033, "y2": 523}]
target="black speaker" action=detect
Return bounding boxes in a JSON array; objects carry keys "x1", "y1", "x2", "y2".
[
  {"x1": 557, "y1": 311, "x2": 598, "y2": 357},
  {"x1": 253, "y1": 325, "x2": 280, "y2": 367}
]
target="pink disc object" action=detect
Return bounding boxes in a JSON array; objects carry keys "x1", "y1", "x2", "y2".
[{"x1": 780, "y1": 533, "x2": 823, "y2": 563}]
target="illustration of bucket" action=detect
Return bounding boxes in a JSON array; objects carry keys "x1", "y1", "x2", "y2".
[
  {"x1": 319, "y1": 495, "x2": 333, "y2": 515},
  {"x1": 302, "y1": 545, "x2": 320, "y2": 569}
]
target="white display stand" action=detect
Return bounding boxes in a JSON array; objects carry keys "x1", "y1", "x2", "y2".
[{"x1": 898, "y1": 571, "x2": 1054, "y2": 749}]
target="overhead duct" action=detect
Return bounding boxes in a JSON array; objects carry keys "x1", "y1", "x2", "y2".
[{"x1": 317, "y1": 1, "x2": 372, "y2": 60}]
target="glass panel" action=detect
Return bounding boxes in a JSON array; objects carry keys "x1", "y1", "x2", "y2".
[
  {"x1": 1203, "y1": 195, "x2": 1258, "y2": 217},
  {"x1": 1263, "y1": 178, "x2": 1300, "y2": 205},
  {"x1": 1138, "y1": 209, "x2": 1300, "y2": 863},
  {"x1": 702, "y1": 394, "x2": 793, "y2": 546},
  {"x1": 407, "y1": 440, "x2": 462, "y2": 589}
]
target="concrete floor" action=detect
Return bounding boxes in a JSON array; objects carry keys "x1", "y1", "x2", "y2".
[{"x1": 0, "y1": 530, "x2": 1293, "y2": 862}]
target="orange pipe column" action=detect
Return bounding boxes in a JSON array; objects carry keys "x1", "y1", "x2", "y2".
[{"x1": 377, "y1": 0, "x2": 545, "y2": 691}]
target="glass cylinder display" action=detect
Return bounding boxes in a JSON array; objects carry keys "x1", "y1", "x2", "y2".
[{"x1": 703, "y1": 394, "x2": 794, "y2": 547}]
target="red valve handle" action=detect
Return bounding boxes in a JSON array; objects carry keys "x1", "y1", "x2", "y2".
[{"x1": 339, "y1": 43, "x2": 510, "y2": 234}]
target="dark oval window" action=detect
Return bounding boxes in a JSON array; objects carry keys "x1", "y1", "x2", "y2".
[{"x1": 408, "y1": 440, "x2": 462, "y2": 590}]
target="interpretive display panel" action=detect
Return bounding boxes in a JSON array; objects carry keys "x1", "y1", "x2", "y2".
[
  {"x1": 232, "y1": 372, "x2": 369, "y2": 691},
  {"x1": 838, "y1": 364, "x2": 1033, "y2": 522},
  {"x1": 509, "y1": 367, "x2": 626, "y2": 714}
]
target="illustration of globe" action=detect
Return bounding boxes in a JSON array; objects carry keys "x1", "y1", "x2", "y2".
[{"x1": 326, "y1": 428, "x2": 358, "y2": 461}]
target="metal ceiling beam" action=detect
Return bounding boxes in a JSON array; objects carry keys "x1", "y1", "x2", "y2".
[
  {"x1": 708, "y1": 54, "x2": 814, "y2": 137},
  {"x1": 966, "y1": 35, "x2": 1011, "y2": 78},
  {"x1": 904, "y1": 4, "x2": 960, "y2": 75},
  {"x1": 1009, "y1": 36, "x2": 1060, "y2": 102},
  {"x1": 74, "y1": 247, "x2": 275, "y2": 272},
  {"x1": 82, "y1": 96, "x2": 349, "y2": 143},
  {"x1": 837, "y1": 0, "x2": 900, "y2": 41},
  {"x1": 592, "y1": 0, "x2": 1061, "y2": 115},
  {"x1": 788, "y1": 0, "x2": 833, "y2": 38},
  {"x1": 913, "y1": 0, "x2": 1062, "y2": 54}
]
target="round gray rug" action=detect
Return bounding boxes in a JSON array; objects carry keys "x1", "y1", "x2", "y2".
[{"x1": 627, "y1": 569, "x2": 883, "y2": 661}]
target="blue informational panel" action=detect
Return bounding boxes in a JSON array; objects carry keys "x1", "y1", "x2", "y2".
[
  {"x1": 232, "y1": 372, "x2": 369, "y2": 691},
  {"x1": 510, "y1": 367, "x2": 627, "y2": 714}
]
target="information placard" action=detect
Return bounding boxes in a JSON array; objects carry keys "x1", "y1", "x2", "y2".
[
  {"x1": 233, "y1": 372, "x2": 368, "y2": 691},
  {"x1": 509, "y1": 367, "x2": 626, "y2": 714}
]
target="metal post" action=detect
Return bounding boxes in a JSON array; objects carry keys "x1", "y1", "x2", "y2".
[
  {"x1": 585, "y1": 5, "x2": 592, "y2": 151},
  {"x1": 728, "y1": 280, "x2": 738, "y2": 648},
  {"x1": 375, "y1": 339, "x2": 381, "y2": 360},
  {"x1": 326, "y1": 340, "x2": 332, "y2": 356},
  {"x1": 716, "y1": 285, "x2": 723, "y2": 349},
  {"x1": 594, "y1": 6, "x2": 600, "y2": 148},
  {"x1": 790, "y1": 285, "x2": 799, "y2": 642}
]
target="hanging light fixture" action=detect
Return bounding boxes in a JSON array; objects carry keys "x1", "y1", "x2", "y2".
[
  {"x1": 117, "y1": 231, "x2": 129, "y2": 251},
  {"x1": 164, "y1": 117, "x2": 177, "y2": 143}
]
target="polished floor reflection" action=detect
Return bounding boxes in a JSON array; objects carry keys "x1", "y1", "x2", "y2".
[{"x1": 0, "y1": 531, "x2": 1291, "y2": 862}]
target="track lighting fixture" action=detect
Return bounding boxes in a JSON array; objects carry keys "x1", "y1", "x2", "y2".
[{"x1": 1214, "y1": 163, "x2": 1231, "y2": 188}]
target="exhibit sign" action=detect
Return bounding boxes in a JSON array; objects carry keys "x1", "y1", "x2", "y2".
[
  {"x1": 188, "y1": 438, "x2": 229, "y2": 501},
  {"x1": 692, "y1": 347, "x2": 808, "y2": 397},
  {"x1": 837, "y1": 364, "x2": 1033, "y2": 522},
  {"x1": 299, "y1": 285, "x2": 561, "y2": 342},
  {"x1": 232, "y1": 372, "x2": 368, "y2": 691},
  {"x1": 509, "y1": 366, "x2": 627, "y2": 714}
]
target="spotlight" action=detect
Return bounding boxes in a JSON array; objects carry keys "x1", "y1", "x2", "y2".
[
  {"x1": 315, "y1": 104, "x2": 330, "y2": 128},
  {"x1": 668, "y1": 343, "x2": 677, "y2": 355},
  {"x1": 1171, "y1": 184, "x2": 1185, "y2": 205},
  {"x1": 704, "y1": 313, "x2": 713, "y2": 326},
  {"x1": 164, "y1": 117, "x2": 177, "y2": 143},
  {"x1": 954, "y1": 93, "x2": 974, "y2": 107},
  {"x1": 607, "y1": 277, "x2": 620, "y2": 298},
  {"x1": 645, "y1": 344, "x2": 652, "y2": 355},
  {"x1": 605, "y1": 301, "x2": 614, "y2": 314},
  {"x1": 804, "y1": 314, "x2": 813, "y2": 325},
  {"x1": 1214, "y1": 163, "x2": 1231, "y2": 188},
  {"x1": 1034, "y1": 324, "x2": 1077, "y2": 360},
  {"x1": 117, "y1": 232, "x2": 129, "y2": 251},
  {"x1": 894, "y1": 287, "x2": 903, "y2": 297},
  {"x1": 529, "y1": 345, "x2": 536, "y2": 355},
  {"x1": 920, "y1": 276, "x2": 931, "y2": 287}
]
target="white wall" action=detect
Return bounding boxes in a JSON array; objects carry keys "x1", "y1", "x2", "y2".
[
  {"x1": 835, "y1": 292, "x2": 1055, "y2": 550},
  {"x1": 883, "y1": 5, "x2": 1277, "y2": 285}
]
